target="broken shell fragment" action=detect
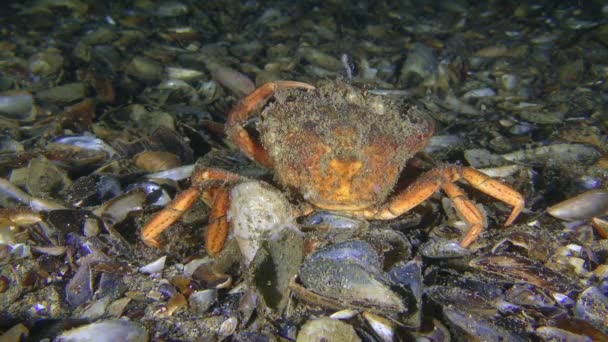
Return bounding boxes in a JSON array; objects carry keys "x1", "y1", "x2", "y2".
[
  {"x1": 547, "y1": 189, "x2": 608, "y2": 221},
  {"x1": 64, "y1": 174, "x2": 121, "y2": 207},
  {"x1": 192, "y1": 263, "x2": 232, "y2": 289},
  {"x1": 66, "y1": 264, "x2": 93, "y2": 307},
  {"x1": 125, "y1": 181, "x2": 172, "y2": 207},
  {"x1": 146, "y1": 164, "x2": 195, "y2": 182},
  {"x1": 465, "y1": 144, "x2": 601, "y2": 169},
  {"x1": 93, "y1": 188, "x2": 147, "y2": 227},
  {"x1": 501, "y1": 144, "x2": 601, "y2": 166},
  {"x1": 0, "y1": 177, "x2": 66, "y2": 211},
  {"x1": 157, "y1": 293, "x2": 188, "y2": 318},
  {"x1": 139, "y1": 256, "x2": 166, "y2": 274},
  {"x1": 470, "y1": 254, "x2": 576, "y2": 294}
]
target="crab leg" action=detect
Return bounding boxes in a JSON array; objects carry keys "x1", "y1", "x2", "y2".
[
  {"x1": 364, "y1": 166, "x2": 524, "y2": 247},
  {"x1": 140, "y1": 167, "x2": 240, "y2": 249},
  {"x1": 226, "y1": 81, "x2": 315, "y2": 169},
  {"x1": 205, "y1": 186, "x2": 231, "y2": 257},
  {"x1": 442, "y1": 182, "x2": 484, "y2": 247},
  {"x1": 141, "y1": 187, "x2": 201, "y2": 248},
  {"x1": 460, "y1": 167, "x2": 524, "y2": 226}
]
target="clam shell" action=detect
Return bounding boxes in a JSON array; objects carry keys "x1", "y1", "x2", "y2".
[{"x1": 134, "y1": 151, "x2": 181, "y2": 172}]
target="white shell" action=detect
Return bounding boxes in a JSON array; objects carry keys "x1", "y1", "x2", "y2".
[
  {"x1": 56, "y1": 320, "x2": 148, "y2": 342},
  {"x1": 139, "y1": 256, "x2": 166, "y2": 274},
  {"x1": 228, "y1": 181, "x2": 295, "y2": 265}
]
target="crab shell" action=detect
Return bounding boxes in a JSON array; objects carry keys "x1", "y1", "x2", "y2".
[{"x1": 257, "y1": 81, "x2": 434, "y2": 211}]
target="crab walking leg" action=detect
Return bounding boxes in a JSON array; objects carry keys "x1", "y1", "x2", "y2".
[
  {"x1": 191, "y1": 167, "x2": 241, "y2": 186},
  {"x1": 441, "y1": 182, "x2": 484, "y2": 247},
  {"x1": 205, "y1": 186, "x2": 231, "y2": 257},
  {"x1": 364, "y1": 169, "x2": 444, "y2": 221},
  {"x1": 141, "y1": 187, "x2": 200, "y2": 248},
  {"x1": 140, "y1": 167, "x2": 241, "y2": 248},
  {"x1": 226, "y1": 81, "x2": 315, "y2": 169},
  {"x1": 460, "y1": 167, "x2": 524, "y2": 226},
  {"x1": 363, "y1": 166, "x2": 524, "y2": 247}
]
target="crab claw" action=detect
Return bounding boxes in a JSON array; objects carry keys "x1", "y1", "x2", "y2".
[{"x1": 225, "y1": 81, "x2": 315, "y2": 169}]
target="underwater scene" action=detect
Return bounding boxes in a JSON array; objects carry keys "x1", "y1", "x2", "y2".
[{"x1": 0, "y1": 0, "x2": 607, "y2": 341}]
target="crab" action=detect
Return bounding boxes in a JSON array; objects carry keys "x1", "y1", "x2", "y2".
[{"x1": 140, "y1": 80, "x2": 524, "y2": 256}]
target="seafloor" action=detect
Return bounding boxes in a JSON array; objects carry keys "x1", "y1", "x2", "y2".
[{"x1": 0, "y1": 0, "x2": 607, "y2": 341}]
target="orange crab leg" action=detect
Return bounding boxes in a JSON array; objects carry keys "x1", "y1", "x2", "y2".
[
  {"x1": 460, "y1": 167, "x2": 524, "y2": 226},
  {"x1": 140, "y1": 167, "x2": 241, "y2": 249},
  {"x1": 225, "y1": 81, "x2": 315, "y2": 169},
  {"x1": 205, "y1": 186, "x2": 230, "y2": 257},
  {"x1": 364, "y1": 166, "x2": 524, "y2": 247},
  {"x1": 442, "y1": 182, "x2": 484, "y2": 247},
  {"x1": 141, "y1": 187, "x2": 201, "y2": 248}
]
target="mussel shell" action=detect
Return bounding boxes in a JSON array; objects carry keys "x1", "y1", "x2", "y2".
[
  {"x1": 64, "y1": 174, "x2": 121, "y2": 207},
  {"x1": 299, "y1": 240, "x2": 406, "y2": 314},
  {"x1": 547, "y1": 189, "x2": 608, "y2": 221},
  {"x1": 55, "y1": 319, "x2": 148, "y2": 342},
  {"x1": 50, "y1": 135, "x2": 117, "y2": 158},
  {"x1": 442, "y1": 306, "x2": 528, "y2": 341},
  {"x1": 574, "y1": 287, "x2": 608, "y2": 333}
]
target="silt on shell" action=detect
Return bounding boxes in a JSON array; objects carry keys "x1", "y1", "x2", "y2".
[{"x1": 227, "y1": 180, "x2": 297, "y2": 265}]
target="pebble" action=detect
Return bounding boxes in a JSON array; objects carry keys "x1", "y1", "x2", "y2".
[{"x1": 0, "y1": 91, "x2": 35, "y2": 120}]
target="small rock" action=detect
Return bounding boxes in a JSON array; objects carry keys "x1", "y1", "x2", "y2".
[
  {"x1": 126, "y1": 56, "x2": 163, "y2": 83},
  {"x1": 0, "y1": 91, "x2": 35, "y2": 120},
  {"x1": 296, "y1": 317, "x2": 361, "y2": 342},
  {"x1": 400, "y1": 43, "x2": 438, "y2": 88},
  {"x1": 559, "y1": 59, "x2": 585, "y2": 83}
]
